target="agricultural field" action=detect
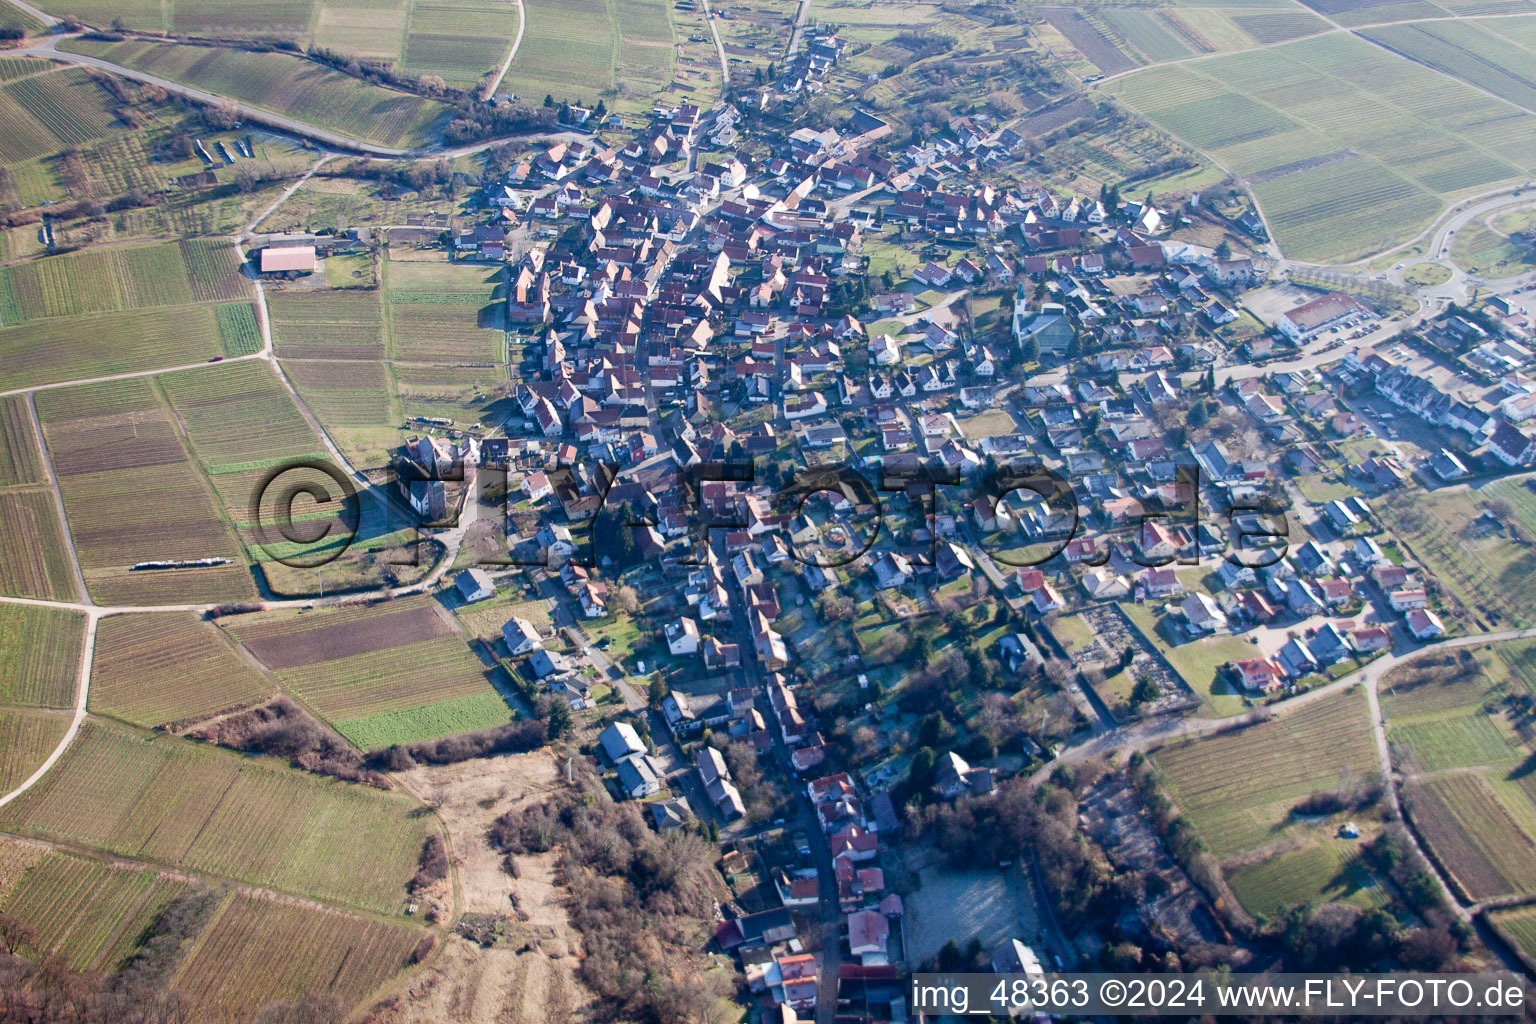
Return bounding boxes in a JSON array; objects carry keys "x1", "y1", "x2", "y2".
[
  {"x1": 0, "y1": 67, "x2": 121, "y2": 166},
  {"x1": 0, "y1": 719, "x2": 434, "y2": 914},
  {"x1": 1104, "y1": 32, "x2": 1536, "y2": 261},
  {"x1": 400, "y1": 0, "x2": 523, "y2": 88},
  {"x1": 61, "y1": 39, "x2": 452, "y2": 149},
  {"x1": 0, "y1": 395, "x2": 44, "y2": 488},
  {"x1": 35, "y1": 377, "x2": 257, "y2": 605},
  {"x1": 89, "y1": 612, "x2": 273, "y2": 728},
  {"x1": 386, "y1": 257, "x2": 506, "y2": 365},
  {"x1": 1151, "y1": 689, "x2": 1379, "y2": 858},
  {"x1": 32, "y1": 0, "x2": 521, "y2": 90},
  {"x1": 0, "y1": 394, "x2": 71, "y2": 599},
  {"x1": 1030, "y1": 1, "x2": 1330, "y2": 70},
  {"x1": 0, "y1": 487, "x2": 76, "y2": 601},
  {"x1": 497, "y1": 0, "x2": 613, "y2": 101},
  {"x1": 0, "y1": 845, "x2": 194, "y2": 972},
  {"x1": 271, "y1": 252, "x2": 509, "y2": 467},
  {"x1": 1040, "y1": 7, "x2": 1140, "y2": 75},
  {"x1": 0, "y1": 305, "x2": 252, "y2": 392},
  {"x1": 0, "y1": 239, "x2": 247, "y2": 325},
  {"x1": 1491, "y1": 903, "x2": 1536, "y2": 965},
  {"x1": 0, "y1": 710, "x2": 71, "y2": 795},
  {"x1": 174, "y1": 893, "x2": 425, "y2": 1016},
  {"x1": 1383, "y1": 645, "x2": 1536, "y2": 902},
  {"x1": 495, "y1": 0, "x2": 678, "y2": 107},
  {"x1": 0, "y1": 604, "x2": 85, "y2": 708},
  {"x1": 157, "y1": 358, "x2": 328, "y2": 485},
  {"x1": 1404, "y1": 772, "x2": 1536, "y2": 901},
  {"x1": 1362, "y1": 19, "x2": 1536, "y2": 115},
  {"x1": 220, "y1": 596, "x2": 512, "y2": 748},
  {"x1": 0, "y1": 239, "x2": 257, "y2": 391}
]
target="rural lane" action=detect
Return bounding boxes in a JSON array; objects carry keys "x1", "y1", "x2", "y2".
[
  {"x1": 700, "y1": 0, "x2": 730, "y2": 97},
  {"x1": 480, "y1": 0, "x2": 526, "y2": 100}
]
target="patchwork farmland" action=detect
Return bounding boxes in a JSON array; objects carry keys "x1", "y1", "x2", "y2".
[
  {"x1": 1383, "y1": 648, "x2": 1536, "y2": 903},
  {"x1": 32, "y1": 0, "x2": 522, "y2": 90},
  {"x1": 89, "y1": 612, "x2": 273, "y2": 728},
  {"x1": 1404, "y1": 773, "x2": 1536, "y2": 901},
  {"x1": 221, "y1": 596, "x2": 513, "y2": 748},
  {"x1": 0, "y1": 239, "x2": 258, "y2": 391},
  {"x1": 0, "y1": 719, "x2": 434, "y2": 914},
  {"x1": 1104, "y1": 31, "x2": 1536, "y2": 260},
  {"x1": 0, "y1": 437, "x2": 76, "y2": 600},
  {"x1": 271, "y1": 252, "x2": 508, "y2": 467},
  {"x1": 35, "y1": 377, "x2": 256, "y2": 605}
]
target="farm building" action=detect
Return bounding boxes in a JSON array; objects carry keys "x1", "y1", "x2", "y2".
[{"x1": 259, "y1": 245, "x2": 317, "y2": 275}]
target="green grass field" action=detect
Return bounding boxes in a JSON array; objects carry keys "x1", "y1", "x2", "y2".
[
  {"x1": 1119, "y1": 601, "x2": 1252, "y2": 716},
  {"x1": 1105, "y1": 32, "x2": 1536, "y2": 261},
  {"x1": 1401, "y1": 262, "x2": 1452, "y2": 287},
  {"x1": 0, "y1": 604, "x2": 85, "y2": 708},
  {"x1": 1226, "y1": 838, "x2": 1389, "y2": 916},
  {"x1": 61, "y1": 39, "x2": 451, "y2": 149},
  {"x1": 221, "y1": 597, "x2": 512, "y2": 747},
  {"x1": 0, "y1": 719, "x2": 433, "y2": 914},
  {"x1": 1153, "y1": 689, "x2": 1379, "y2": 858}
]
